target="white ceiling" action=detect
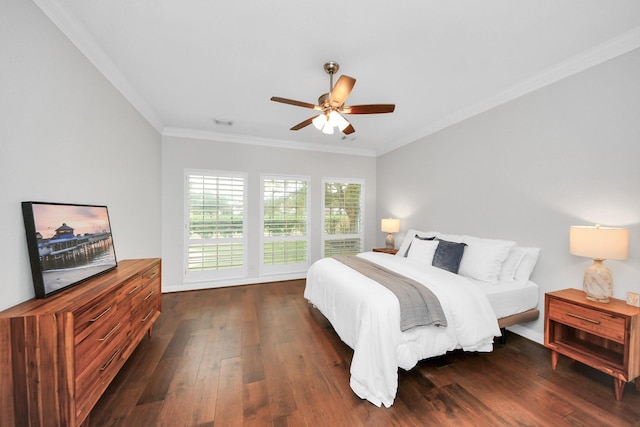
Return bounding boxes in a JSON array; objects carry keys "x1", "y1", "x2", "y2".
[{"x1": 35, "y1": 0, "x2": 640, "y2": 156}]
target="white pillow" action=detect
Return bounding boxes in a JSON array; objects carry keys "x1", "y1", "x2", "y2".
[
  {"x1": 458, "y1": 236, "x2": 515, "y2": 282},
  {"x1": 406, "y1": 238, "x2": 439, "y2": 265},
  {"x1": 498, "y1": 246, "x2": 541, "y2": 282},
  {"x1": 395, "y1": 229, "x2": 438, "y2": 257},
  {"x1": 434, "y1": 232, "x2": 465, "y2": 243},
  {"x1": 514, "y1": 247, "x2": 540, "y2": 282},
  {"x1": 498, "y1": 246, "x2": 527, "y2": 281}
]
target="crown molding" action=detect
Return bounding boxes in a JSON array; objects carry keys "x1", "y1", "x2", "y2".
[
  {"x1": 162, "y1": 127, "x2": 378, "y2": 157},
  {"x1": 379, "y1": 26, "x2": 640, "y2": 156},
  {"x1": 33, "y1": 0, "x2": 164, "y2": 132}
]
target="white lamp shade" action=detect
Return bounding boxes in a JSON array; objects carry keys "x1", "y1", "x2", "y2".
[
  {"x1": 569, "y1": 225, "x2": 629, "y2": 260},
  {"x1": 381, "y1": 218, "x2": 400, "y2": 233}
]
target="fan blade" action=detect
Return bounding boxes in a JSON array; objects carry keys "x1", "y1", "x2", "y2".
[
  {"x1": 271, "y1": 97, "x2": 321, "y2": 110},
  {"x1": 290, "y1": 116, "x2": 316, "y2": 131},
  {"x1": 342, "y1": 124, "x2": 355, "y2": 135},
  {"x1": 342, "y1": 104, "x2": 395, "y2": 114},
  {"x1": 329, "y1": 75, "x2": 356, "y2": 108}
]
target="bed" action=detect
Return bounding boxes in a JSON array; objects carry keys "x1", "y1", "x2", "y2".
[{"x1": 304, "y1": 229, "x2": 540, "y2": 407}]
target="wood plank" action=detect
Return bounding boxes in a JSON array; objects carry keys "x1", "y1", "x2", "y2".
[
  {"x1": 243, "y1": 380, "x2": 271, "y2": 426},
  {"x1": 214, "y1": 357, "x2": 243, "y2": 427},
  {"x1": 135, "y1": 356, "x2": 181, "y2": 405},
  {"x1": 242, "y1": 343, "x2": 265, "y2": 384}
]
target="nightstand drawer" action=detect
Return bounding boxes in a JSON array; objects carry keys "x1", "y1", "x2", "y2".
[{"x1": 548, "y1": 298, "x2": 625, "y2": 343}]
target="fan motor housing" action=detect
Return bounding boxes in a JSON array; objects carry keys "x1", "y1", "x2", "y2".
[{"x1": 318, "y1": 93, "x2": 330, "y2": 109}]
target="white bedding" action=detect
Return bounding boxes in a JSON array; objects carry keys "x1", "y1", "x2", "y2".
[{"x1": 304, "y1": 252, "x2": 503, "y2": 407}]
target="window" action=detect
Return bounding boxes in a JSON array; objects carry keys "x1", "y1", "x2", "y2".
[
  {"x1": 185, "y1": 170, "x2": 247, "y2": 281},
  {"x1": 261, "y1": 175, "x2": 310, "y2": 274},
  {"x1": 322, "y1": 179, "x2": 364, "y2": 257}
]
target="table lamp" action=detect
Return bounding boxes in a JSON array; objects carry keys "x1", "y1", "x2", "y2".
[
  {"x1": 569, "y1": 224, "x2": 629, "y2": 303},
  {"x1": 381, "y1": 218, "x2": 400, "y2": 249}
]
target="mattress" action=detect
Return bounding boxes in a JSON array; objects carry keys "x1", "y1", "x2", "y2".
[{"x1": 471, "y1": 278, "x2": 539, "y2": 319}]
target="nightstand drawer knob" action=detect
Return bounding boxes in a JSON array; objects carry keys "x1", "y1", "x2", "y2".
[{"x1": 566, "y1": 312, "x2": 600, "y2": 325}]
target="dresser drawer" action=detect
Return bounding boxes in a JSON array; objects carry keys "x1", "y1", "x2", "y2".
[
  {"x1": 74, "y1": 295, "x2": 119, "y2": 345},
  {"x1": 75, "y1": 329, "x2": 129, "y2": 422},
  {"x1": 142, "y1": 264, "x2": 160, "y2": 286},
  {"x1": 75, "y1": 311, "x2": 127, "y2": 374},
  {"x1": 133, "y1": 281, "x2": 160, "y2": 327},
  {"x1": 548, "y1": 298, "x2": 626, "y2": 343},
  {"x1": 75, "y1": 318, "x2": 129, "y2": 406},
  {"x1": 119, "y1": 275, "x2": 143, "y2": 302}
]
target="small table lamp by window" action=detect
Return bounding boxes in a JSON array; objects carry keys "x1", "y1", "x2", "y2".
[
  {"x1": 381, "y1": 218, "x2": 400, "y2": 249},
  {"x1": 569, "y1": 225, "x2": 629, "y2": 303}
]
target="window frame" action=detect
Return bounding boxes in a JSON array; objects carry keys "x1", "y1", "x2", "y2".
[
  {"x1": 321, "y1": 177, "x2": 365, "y2": 257},
  {"x1": 184, "y1": 169, "x2": 248, "y2": 283},
  {"x1": 260, "y1": 174, "x2": 311, "y2": 275}
]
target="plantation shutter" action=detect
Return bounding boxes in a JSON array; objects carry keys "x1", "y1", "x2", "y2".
[
  {"x1": 322, "y1": 179, "x2": 364, "y2": 256},
  {"x1": 262, "y1": 176, "x2": 309, "y2": 273},
  {"x1": 186, "y1": 171, "x2": 246, "y2": 279}
]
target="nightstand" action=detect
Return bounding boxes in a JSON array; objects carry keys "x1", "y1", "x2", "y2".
[
  {"x1": 372, "y1": 247, "x2": 398, "y2": 255},
  {"x1": 544, "y1": 288, "x2": 640, "y2": 400}
]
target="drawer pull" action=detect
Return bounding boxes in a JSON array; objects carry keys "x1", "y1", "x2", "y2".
[
  {"x1": 100, "y1": 348, "x2": 121, "y2": 371},
  {"x1": 99, "y1": 322, "x2": 122, "y2": 342},
  {"x1": 90, "y1": 306, "x2": 112, "y2": 322},
  {"x1": 147, "y1": 271, "x2": 158, "y2": 279},
  {"x1": 128, "y1": 285, "x2": 140, "y2": 295},
  {"x1": 143, "y1": 290, "x2": 155, "y2": 301},
  {"x1": 142, "y1": 310, "x2": 154, "y2": 322},
  {"x1": 566, "y1": 312, "x2": 600, "y2": 325}
]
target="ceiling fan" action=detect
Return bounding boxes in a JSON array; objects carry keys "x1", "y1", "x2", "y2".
[{"x1": 270, "y1": 62, "x2": 395, "y2": 135}]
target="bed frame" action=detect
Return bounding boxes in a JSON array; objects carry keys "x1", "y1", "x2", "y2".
[{"x1": 496, "y1": 308, "x2": 539, "y2": 344}]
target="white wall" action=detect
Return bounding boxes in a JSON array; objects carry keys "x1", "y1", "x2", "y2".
[
  {"x1": 161, "y1": 135, "x2": 377, "y2": 291},
  {"x1": 0, "y1": 0, "x2": 162, "y2": 310},
  {"x1": 377, "y1": 48, "x2": 640, "y2": 344}
]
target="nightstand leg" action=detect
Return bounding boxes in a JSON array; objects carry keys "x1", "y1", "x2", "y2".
[
  {"x1": 551, "y1": 350, "x2": 558, "y2": 370},
  {"x1": 614, "y1": 378, "x2": 625, "y2": 401}
]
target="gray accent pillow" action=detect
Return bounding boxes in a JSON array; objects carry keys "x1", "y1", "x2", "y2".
[{"x1": 432, "y1": 239, "x2": 466, "y2": 273}]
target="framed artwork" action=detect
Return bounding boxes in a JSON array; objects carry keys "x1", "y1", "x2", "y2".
[{"x1": 22, "y1": 201, "x2": 117, "y2": 298}]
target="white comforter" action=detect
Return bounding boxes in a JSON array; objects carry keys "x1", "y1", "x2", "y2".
[{"x1": 304, "y1": 252, "x2": 501, "y2": 407}]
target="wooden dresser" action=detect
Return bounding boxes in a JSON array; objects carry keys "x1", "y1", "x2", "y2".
[
  {"x1": 0, "y1": 258, "x2": 161, "y2": 427},
  {"x1": 544, "y1": 288, "x2": 640, "y2": 400}
]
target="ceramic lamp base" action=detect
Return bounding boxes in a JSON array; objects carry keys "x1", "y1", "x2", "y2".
[
  {"x1": 385, "y1": 233, "x2": 395, "y2": 249},
  {"x1": 583, "y1": 259, "x2": 613, "y2": 303}
]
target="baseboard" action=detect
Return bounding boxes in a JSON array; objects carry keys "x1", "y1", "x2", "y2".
[
  {"x1": 162, "y1": 273, "x2": 305, "y2": 293},
  {"x1": 507, "y1": 324, "x2": 544, "y2": 345}
]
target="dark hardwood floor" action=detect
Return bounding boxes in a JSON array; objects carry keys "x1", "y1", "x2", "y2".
[{"x1": 89, "y1": 280, "x2": 640, "y2": 426}]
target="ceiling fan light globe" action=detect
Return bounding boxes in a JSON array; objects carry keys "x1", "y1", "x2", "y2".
[
  {"x1": 321, "y1": 123, "x2": 334, "y2": 134},
  {"x1": 312, "y1": 114, "x2": 326, "y2": 130},
  {"x1": 329, "y1": 111, "x2": 350, "y2": 131},
  {"x1": 327, "y1": 111, "x2": 339, "y2": 126}
]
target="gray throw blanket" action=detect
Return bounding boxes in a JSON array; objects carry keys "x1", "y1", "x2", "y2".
[{"x1": 333, "y1": 255, "x2": 447, "y2": 331}]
